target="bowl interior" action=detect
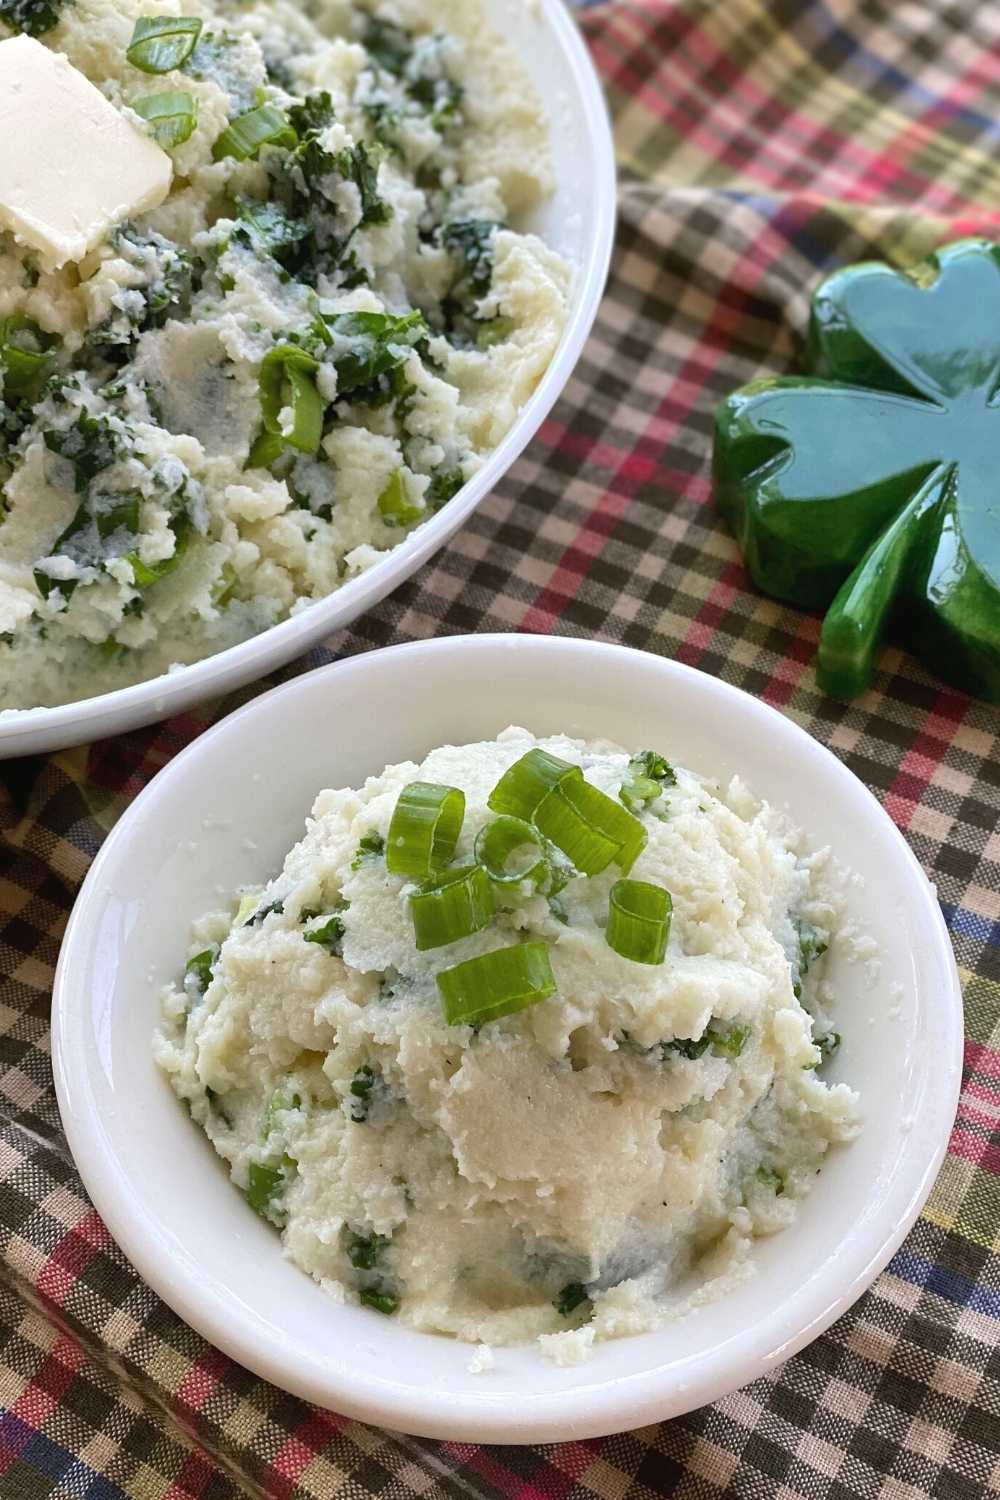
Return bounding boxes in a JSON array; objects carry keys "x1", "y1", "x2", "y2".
[
  {"x1": 0, "y1": 0, "x2": 615, "y2": 757},
  {"x1": 53, "y1": 637, "x2": 962, "y2": 1442}
]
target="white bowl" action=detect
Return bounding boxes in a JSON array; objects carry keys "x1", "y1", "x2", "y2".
[
  {"x1": 0, "y1": 0, "x2": 614, "y2": 759},
  {"x1": 52, "y1": 636, "x2": 963, "y2": 1443}
]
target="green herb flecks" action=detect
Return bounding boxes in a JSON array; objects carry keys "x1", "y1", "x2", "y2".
[
  {"x1": 303, "y1": 912, "x2": 345, "y2": 955},
  {"x1": 553, "y1": 1282, "x2": 590, "y2": 1317},
  {"x1": 351, "y1": 831, "x2": 386, "y2": 870},
  {"x1": 618, "y1": 750, "x2": 676, "y2": 814},
  {"x1": 246, "y1": 1155, "x2": 295, "y2": 1226}
]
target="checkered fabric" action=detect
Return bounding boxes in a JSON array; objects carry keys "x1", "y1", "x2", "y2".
[{"x1": 2, "y1": 0, "x2": 1000, "y2": 1494}]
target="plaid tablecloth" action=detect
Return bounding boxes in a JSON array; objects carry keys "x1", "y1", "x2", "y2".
[{"x1": 3, "y1": 1, "x2": 1000, "y2": 1495}]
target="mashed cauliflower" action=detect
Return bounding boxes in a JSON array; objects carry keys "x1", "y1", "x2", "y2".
[
  {"x1": 0, "y1": 0, "x2": 569, "y2": 708},
  {"x1": 155, "y1": 727, "x2": 861, "y2": 1361}
]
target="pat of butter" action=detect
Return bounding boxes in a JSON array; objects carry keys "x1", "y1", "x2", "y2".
[{"x1": 0, "y1": 35, "x2": 172, "y2": 270}]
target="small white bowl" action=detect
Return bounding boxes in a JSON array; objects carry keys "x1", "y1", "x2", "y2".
[
  {"x1": 0, "y1": 0, "x2": 614, "y2": 759},
  {"x1": 52, "y1": 636, "x2": 963, "y2": 1443}
]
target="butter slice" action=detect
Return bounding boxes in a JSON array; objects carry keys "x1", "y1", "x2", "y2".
[{"x1": 0, "y1": 35, "x2": 172, "y2": 270}]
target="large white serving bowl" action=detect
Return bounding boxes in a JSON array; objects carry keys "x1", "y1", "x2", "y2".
[
  {"x1": 0, "y1": 0, "x2": 614, "y2": 759},
  {"x1": 52, "y1": 636, "x2": 963, "y2": 1444}
]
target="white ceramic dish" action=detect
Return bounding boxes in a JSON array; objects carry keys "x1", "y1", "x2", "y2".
[
  {"x1": 0, "y1": 0, "x2": 615, "y2": 759},
  {"x1": 52, "y1": 635, "x2": 963, "y2": 1443}
]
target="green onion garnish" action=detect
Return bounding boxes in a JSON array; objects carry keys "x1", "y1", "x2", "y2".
[
  {"x1": 212, "y1": 103, "x2": 296, "y2": 161},
  {"x1": 385, "y1": 781, "x2": 465, "y2": 880},
  {"x1": 377, "y1": 468, "x2": 424, "y2": 529},
  {"x1": 126, "y1": 16, "x2": 202, "y2": 74},
  {"x1": 248, "y1": 344, "x2": 324, "y2": 466},
  {"x1": 487, "y1": 747, "x2": 577, "y2": 819},
  {"x1": 246, "y1": 1156, "x2": 293, "y2": 1224},
  {"x1": 474, "y1": 815, "x2": 549, "y2": 890},
  {"x1": 488, "y1": 749, "x2": 645, "y2": 876},
  {"x1": 437, "y1": 941, "x2": 556, "y2": 1026},
  {"x1": 606, "y1": 879, "x2": 672, "y2": 965},
  {"x1": 133, "y1": 90, "x2": 198, "y2": 149},
  {"x1": 410, "y1": 865, "x2": 495, "y2": 951}
]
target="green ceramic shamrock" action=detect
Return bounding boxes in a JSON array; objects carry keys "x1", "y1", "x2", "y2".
[{"x1": 714, "y1": 237, "x2": 1000, "y2": 700}]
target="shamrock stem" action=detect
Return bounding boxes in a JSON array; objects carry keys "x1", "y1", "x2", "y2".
[{"x1": 817, "y1": 463, "x2": 949, "y2": 698}]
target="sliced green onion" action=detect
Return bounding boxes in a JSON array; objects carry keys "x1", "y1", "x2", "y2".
[
  {"x1": 212, "y1": 103, "x2": 296, "y2": 161},
  {"x1": 250, "y1": 344, "x2": 324, "y2": 465},
  {"x1": 487, "y1": 747, "x2": 576, "y2": 819},
  {"x1": 126, "y1": 16, "x2": 202, "y2": 74},
  {"x1": 488, "y1": 749, "x2": 645, "y2": 875},
  {"x1": 558, "y1": 777, "x2": 647, "y2": 872},
  {"x1": 438, "y1": 941, "x2": 556, "y2": 1026},
  {"x1": 377, "y1": 468, "x2": 424, "y2": 529},
  {"x1": 133, "y1": 90, "x2": 198, "y2": 149},
  {"x1": 385, "y1": 781, "x2": 464, "y2": 880},
  {"x1": 410, "y1": 864, "x2": 494, "y2": 951},
  {"x1": 474, "y1": 815, "x2": 549, "y2": 890},
  {"x1": 606, "y1": 879, "x2": 671, "y2": 965},
  {"x1": 533, "y1": 784, "x2": 619, "y2": 877}
]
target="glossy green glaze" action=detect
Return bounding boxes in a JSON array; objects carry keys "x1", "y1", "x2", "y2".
[{"x1": 713, "y1": 237, "x2": 1000, "y2": 700}]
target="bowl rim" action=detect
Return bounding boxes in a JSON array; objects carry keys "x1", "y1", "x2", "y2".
[
  {"x1": 0, "y1": 0, "x2": 616, "y2": 755},
  {"x1": 51, "y1": 634, "x2": 965, "y2": 1443}
]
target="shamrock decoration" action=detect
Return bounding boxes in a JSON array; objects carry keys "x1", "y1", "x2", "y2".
[{"x1": 714, "y1": 237, "x2": 1000, "y2": 700}]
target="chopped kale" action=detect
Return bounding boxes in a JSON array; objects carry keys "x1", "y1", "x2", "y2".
[
  {"x1": 553, "y1": 1281, "x2": 590, "y2": 1317},
  {"x1": 87, "y1": 230, "x2": 193, "y2": 362},
  {"x1": 325, "y1": 309, "x2": 428, "y2": 407},
  {"x1": 441, "y1": 220, "x2": 500, "y2": 299},
  {"x1": 661, "y1": 1035, "x2": 711, "y2": 1061},
  {"x1": 0, "y1": 0, "x2": 62, "y2": 35},
  {"x1": 619, "y1": 749, "x2": 676, "y2": 813},
  {"x1": 349, "y1": 1064, "x2": 377, "y2": 1122},
  {"x1": 661, "y1": 1021, "x2": 750, "y2": 1061},
  {"x1": 790, "y1": 916, "x2": 828, "y2": 999},
  {"x1": 287, "y1": 90, "x2": 335, "y2": 137},
  {"x1": 346, "y1": 1230, "x2": 389, "y2": 1270},
  {"x1": 425, "y1": 466, "x2": 464, "y2": 510},
  {"x1": 0, "y1": 316, "x2": 59, "y2": 403},
  {"x1": 359, "y1": 1289, "x2": 398, "y2": 1315},
  {"x1": 807, "y1": 1029, "x2": 841, "y2": 1068},
  {"x1": 244, "y1": 898, "x2": 285, "y2": 926},
  {"x1": 334, "y1": 142, "x2": 392, "y2": 228},
  {"x1": 234, "y1": 198, "x2": 311, "y2": 263},
  {"x1": 44, "y1": 411, "x2": 125, "y2": 493},
  {"x1": 364, "y1": 16, "x2": 412, "y2": 75},
  {"x1": 246, "y1": 1155, "x2": 294, "y2": 1225},
  {"x1": 351, "y1": 831, "x2": 386, "y2": 869},
  {"x1": 303, "y1": 912, "x2": 345, "y2": 955},
  {"x1": 184, "y1": 946, "x2": 218, "y2": 997}
]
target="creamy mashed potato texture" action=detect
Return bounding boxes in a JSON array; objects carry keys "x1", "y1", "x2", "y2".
[
  {"x1": 156, "y1": 728, "x2": 861, "y2": 1361},
  {"x1": 0, "y1": 0, "x2": 569, "y2": 708}
]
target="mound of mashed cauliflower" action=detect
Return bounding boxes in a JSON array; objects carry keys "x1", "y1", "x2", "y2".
[
  {"x1": 0, "y1": 0, "x2": 569, "y2": 708},
  {"x1": 156, "y1": 728, "x2": 861, "y2": 1362}
]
